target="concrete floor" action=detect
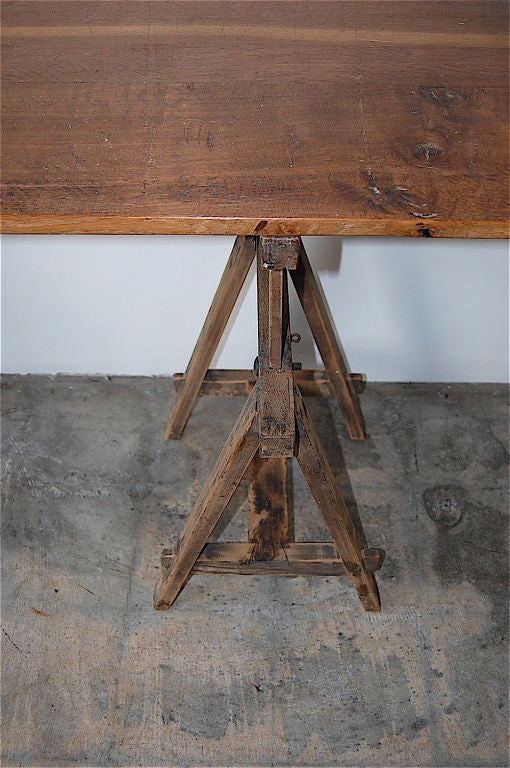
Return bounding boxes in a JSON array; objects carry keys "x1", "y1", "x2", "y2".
[{"x1": 1, "y1": 375, "x2": 508, "y2": 767}]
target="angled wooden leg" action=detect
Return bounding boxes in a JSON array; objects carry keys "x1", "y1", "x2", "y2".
[
  {"x1": 294, "y1": 384, "x2": 380, "y2": 611},
  {"x1": 248, "y1": 454, "x2": 289, "y2": 561},
  {"x1": 290, "y1": 240, "x2": 366, "y2": 440},
  {"x1": 165, "y1": 235, "x2": 256, "y2": 439},
  {"x1": 154, "y1": 382, "x2": 260, "y2": 609}
]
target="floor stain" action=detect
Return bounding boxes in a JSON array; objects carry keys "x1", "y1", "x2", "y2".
[{"x1": 423, "y1": 485, "x2": 466, "y2": 527}]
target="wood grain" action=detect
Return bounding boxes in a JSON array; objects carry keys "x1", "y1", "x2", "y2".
[
  {"x1": 172, "y1": 369, "x2": 366, "y2": 398},
  {"x1": 154, "y1": 381, "x2": 260, "y2": 609},
  {"x1": 290, "y1": 240, "x2": 366, "y2": 439},
  {"x1": 256, "y1": 240, "x2": 296, "y2": 458},
  {"x1": 248, "y1": 454, "x2": 289, "y2": 561},
  {"x1": 161, "y1": 542, "x2": 385, "y2": 576},
  {"x1": 2, "y1": 1, "x2": 508, "y2": 237},
  {"x1": 294, "y1": 384, "x2": 381, "y2": 611},
  {"x1": 164, "y1": 235, "x2": 255, "y2": 439}
]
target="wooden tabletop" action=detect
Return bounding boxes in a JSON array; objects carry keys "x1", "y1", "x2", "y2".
[{"x1": 1, "y1": 1, "x2": 508, "y2": 237}]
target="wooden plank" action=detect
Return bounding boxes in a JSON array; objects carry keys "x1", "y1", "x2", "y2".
[
  {"x1": 164, "y1": 235, "x2": 255, "y2": 439},
  {"x1": 268, "y1": 270, "x2": 285, "y2": 369},
  {"x1": 290, "y1": 242, "x2": 366, "y2": 440},
  {"x1": 1, "y1": 214, "x2": 507, "y2": 238},
  {"x1": 248, "y1": 453, "x2": 289, "y2": 561},
  {"x1": 294, "y1": 384, "x2": 381, "y2": 611},
  {"x1": 161, "y1": 542, "x2": 385, "y2": 576},
  {"x1": 257, "y1": 238, "x2": 295, "y2": 458},
  {"x1": 172, "y1": 369, "x2": 366, "y2": 397},
  {"x1": 154, "y1": 382, "x2": 261, "y2": 609},
  {"x1": 173, "y1": 369, "x2": 259, "y2": 396},
  {"x1": 1, "y1": 2, "x2": 507, "y2": 238},
  {"x1": 255, "y1": 244, "x2": 273, "y2": 377},
  {"x1": 256, "y1": 241, "x2": 296, "y2": 458}
]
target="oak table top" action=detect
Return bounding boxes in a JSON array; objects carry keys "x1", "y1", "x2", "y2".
[{"x1": 1, "y1": 1, "x2": 508, "y2": 237}]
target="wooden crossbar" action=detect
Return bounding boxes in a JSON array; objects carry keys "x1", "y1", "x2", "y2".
[
  {"x1": 172, "y1": 369, "x2": 366, "y2": 398},
  {"x1": 161, "y1": 542, "x2": 384, "y2": 576}
]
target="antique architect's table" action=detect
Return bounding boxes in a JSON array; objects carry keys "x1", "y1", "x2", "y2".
[{"x1": 2, "y1": 1, "x2": 508, "y2": 611}]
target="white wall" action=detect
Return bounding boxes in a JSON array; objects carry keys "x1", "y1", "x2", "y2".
[{"x1": 1, "y1": 235, "x2": 508, "y2": 381}]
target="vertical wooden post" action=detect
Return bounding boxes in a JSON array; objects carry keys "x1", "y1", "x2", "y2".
[
  {"x1": 154, "y1": 383, "x2": 260, "y2": 609},
  {"x1": 246, "y1": 237, "x2": 300, "y2": 561},
  {"x1": 256, "y1": 238, "x2": 296, "y2": 459},
  {"x1": 248, "y1": 454, "x2": 289, "y2": 561}
]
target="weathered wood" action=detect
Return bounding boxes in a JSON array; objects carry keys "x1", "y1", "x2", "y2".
[
  {"x1": 154, "y1": 382, "x2": 260, "y2": 609},
  {"x1": 294, "y1": 384, "x2": 381, "y2": 611},
  {"x1": 173, "y1": 369, "x2": 366, "y2": 397},
  {"x1": 256, "y1": 241, "x2": 296, "y2": 458},
  {"x1": 256, "y1": 244, "x2": 291, "y2": 376},
  {"x1": 164, "y1": 235, "x2": 255, "y2": 439},
  {"x1": 268, "y1": 270, "x2": 286, "y2": 369},
  {"x1": 290, "y1": 241, "x2": 366, "y2": 440},
  {"x1": 2, "y1": 2, "x2": 508, "y2": 238},
  {"x1": 161, "y1": 542, "x2": 385, "y2": 575},
  {"x1": 156, "y1": 234, "x2": 380, "y2": 609},
  {"x1": 259, "y1": 236, "x2": 300, "y2": 270},
  {"x1": 2, "y1": 214, "x2": 507, "y2": 238},
  {"x1": 258, "y1": 371, "x2": 295, "y2": 458},
  {"x1": 248, "y1": 453, "x2": 289, "y2": 561}
]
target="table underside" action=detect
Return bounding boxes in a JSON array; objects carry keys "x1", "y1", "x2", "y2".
[{"x1": 1, "y1": 1, "x2": 508, "y2": 237}]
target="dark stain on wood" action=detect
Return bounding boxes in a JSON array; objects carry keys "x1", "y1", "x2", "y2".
[
  {"x1": 413, "y1": 141, "x2": 445, "y2": 163},
  {"x1": 249, "y1": 503, "x2": 287, "y2": 561},
  {"x1": 248, "y1": 455, "x2": 289, "y2": 562},
  {"x1": 363, "y1": 170, "x2": 433, "y2": 214},
  {"x1": 418, "y1": 85, "x2": 469, "y2": 107}
]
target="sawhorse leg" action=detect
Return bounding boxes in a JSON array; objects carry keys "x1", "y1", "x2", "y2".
[
  {"x1": 155, "y1": 384, "x2": 260, "y2": 609},
  {"x1": 290, "y1": 242, "x2": 366, "y2": 439},
  {"x1": 165, "y1": 235, "x2": 256, "y2": 439}
]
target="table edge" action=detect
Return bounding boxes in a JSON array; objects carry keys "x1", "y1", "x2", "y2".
[{"x1": 1, "y1": 214, "x2": 508, "y2": 239}]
